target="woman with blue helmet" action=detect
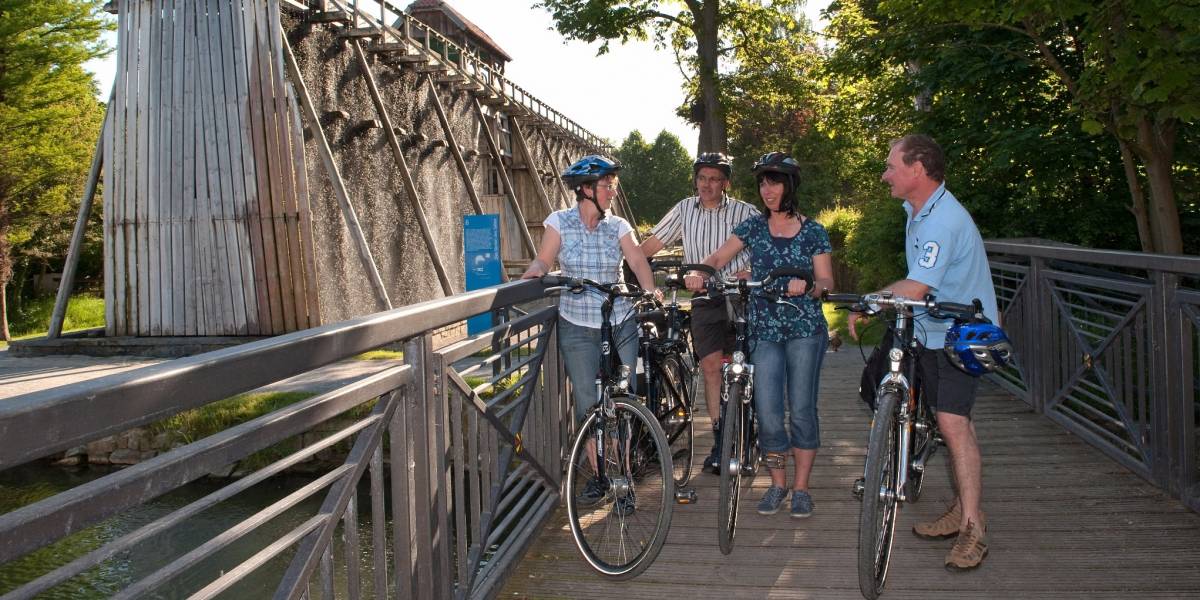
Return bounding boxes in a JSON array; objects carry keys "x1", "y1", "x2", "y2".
[
  {"x1": 523, "y1": 155, "x2": 660, "y2": 433},
  {"x1": 686, "y1": 151, "x2": 835, "y2": 519}
]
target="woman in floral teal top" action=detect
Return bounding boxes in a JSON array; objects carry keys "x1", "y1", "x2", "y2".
[{"x1": 687, "y1": 152, "x2": 834, "y2": 519}]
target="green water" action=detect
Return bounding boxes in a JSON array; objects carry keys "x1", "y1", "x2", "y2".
[{"x1": 0, "y1": 464, "x2": 381, "y2": 599}]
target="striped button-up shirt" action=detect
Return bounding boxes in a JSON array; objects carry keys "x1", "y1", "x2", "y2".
[
  {"x1": 546, "y1": 206, "x2": 636, "y2": 328},
  {"x1": 649, "y1": 195, "x2": 758, "y2": 278}
]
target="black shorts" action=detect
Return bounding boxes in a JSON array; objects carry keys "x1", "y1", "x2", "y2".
[
  {"x1": 690, "y1": 297, "x2": 735, "y2": 359},
  {"x1": 917, "y1": 346, "x2": 980, "y2": 417}
]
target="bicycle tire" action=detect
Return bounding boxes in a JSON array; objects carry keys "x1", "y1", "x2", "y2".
[
  {"x1": 650, "y1": 355, "x2": 694, "y2": 487},
  {"x1": 717, "y1": 384, "x2": 745, "y2": 555},
  {"x1": 858, "y1": 390, "x2": 901, "y2": 600},
  {"x1": 566, "y1": 395, "x2": 675, "y2": 579}
]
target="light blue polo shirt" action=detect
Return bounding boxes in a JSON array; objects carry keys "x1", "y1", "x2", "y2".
[{"x1": 904, "y1": 184, "x2": 998, "y2": 348}]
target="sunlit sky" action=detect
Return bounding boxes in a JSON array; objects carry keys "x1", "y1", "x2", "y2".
[{"x1": 85, "y1": 1, "x2": 829, "y2": 151}]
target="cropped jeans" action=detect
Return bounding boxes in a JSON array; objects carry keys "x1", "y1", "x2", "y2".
[
  {"x1": 558, "y1": 317, "x2": 639, "y2": 423},
  {"x1": 751, "y1": 334, "x2": 828, "y2": 452}
]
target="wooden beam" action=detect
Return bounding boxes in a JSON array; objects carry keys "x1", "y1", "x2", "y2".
[
  {"x1": 535, "y1": 127, "x2": 571, "y2": 209},
  {"x1": 282, "y1": 33, "x2": 392, "y2": 310},
  {"x1": 473, "y1": 99, "x2": 536, "y2": 258},
  {"x1": 350, "y1": 40, "x2": 455, "y2": 297},
  {"x1": 423, "y1": 73, "x2": 484, "y2": 216},
  {"x1": 509, "y1": 117, "x2": 555, "y2": 217},
  {"x1": 48, "y1": 102, "x2": 108, "y2": 338}
]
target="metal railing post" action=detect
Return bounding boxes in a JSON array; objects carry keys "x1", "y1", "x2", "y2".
[
  {"x1": 1026, "y1": 255, "x2": 1049, "y2": 414},
  {"x1": 1151, "y1": 270, "x2": 1183, "y2": 495}
]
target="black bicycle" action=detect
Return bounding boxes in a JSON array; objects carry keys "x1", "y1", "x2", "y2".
[
  {"x1": 687, "y1": 264, "x2": 811, "y2": 554},
  {"x1": 543, "y1": 275, "x2": 674, "y2": 579},
  {"x1": 637, "y1": 259, "x2": 698, "y2": 488},
  {"x1": 823, "y1": 290, "x2": 983, "y2": 599}
]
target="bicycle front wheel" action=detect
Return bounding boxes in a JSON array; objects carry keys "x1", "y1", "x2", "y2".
[
  {"x1": 717, "y1": 384, "x2": 745, "y2": 555},
  {"x1": 858, "y1": 390, "x2": 901, "y2": 600},
  {"x1": 565, "y1": 396, "x2": 675, "y2": 579},
  {"x1": 650, "y1": 354, "x2": 694, "y2": 488}
]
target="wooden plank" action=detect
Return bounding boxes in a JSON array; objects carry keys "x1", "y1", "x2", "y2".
[
  {"x1": 195, "y1": 0, "x2": 232, "y2": 334},
  {"x1": 249, "y1": 0, "x2": 286, "y2": 333},
  {"x1": 351, "y1": 49, "x2": 453, "y2": 297},
  {"x1": 281, "y1": 33, "x2": 392, "y2": 310},
  {"x1": 285, "y1": 83, "x2": 321, "y2": 328},
  {"x1": 102, "y1": 15, "x2": 119, "y2": 336},
  {"x1": 113, "y1": 0, "x2": 131, "y2": 336},
  {"x1": 267, "y1": 1, "x2": 301, "y2": 331},
  {"x1": 180, "y1": 0, "x2": 197, "y2": 336},
  {"x1": 216, "y1": 0, "x2": 257, "y2": 335},
  {"x1": 229, "y1": 0, "x2": 267, "y2": 335},
  {"x1": 135, "y1": 0, "x2": 152, "y2": 335},
  {"x1": 241, "y1": 0, "x2": 277, "y2": 335},
  {"x1": 473, "y1": 99, "x2": 535, "y2": 258},
  {"x1": 168, "y1": 0, "x2": 184, "y2": 335},
  {"x1": 146, "y1": 0, "x2": 161, "y2": 335}
]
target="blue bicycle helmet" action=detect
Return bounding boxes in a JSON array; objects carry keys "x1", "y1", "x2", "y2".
[
  {"x1": 562, "y1": 155, "x2": 622, "y2": 189},
  {"x1": 944, "y1": 321, "x2": 1013, "y2": 376}
]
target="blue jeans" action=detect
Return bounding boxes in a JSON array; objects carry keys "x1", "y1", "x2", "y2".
[
  {"x1": 752, "y1": 334, "x2": 828, "y2": 452},
  {"x1": 558, "y1": 317, "x2": 639, "y2": 423}
]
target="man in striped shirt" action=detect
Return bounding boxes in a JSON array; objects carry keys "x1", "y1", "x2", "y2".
[{"x1": 640, "y1": 153, "x2": 759, "y2": 474}]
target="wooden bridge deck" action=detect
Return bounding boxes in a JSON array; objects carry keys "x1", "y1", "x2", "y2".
[{"x1": 502, "y1": 350, "x2": 1200, "y2": 599}]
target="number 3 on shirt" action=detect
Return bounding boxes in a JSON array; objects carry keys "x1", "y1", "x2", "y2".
[{"x1": 918, "y1": 241, "x2": 940, "y2": 268}]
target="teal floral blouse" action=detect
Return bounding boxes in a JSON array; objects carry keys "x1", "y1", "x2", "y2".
[{"x1": 733, "y1": 215, "x2": 832, "y2": 342}]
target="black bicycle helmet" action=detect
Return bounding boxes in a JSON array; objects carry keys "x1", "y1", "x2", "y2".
[
  {"x1": 693, "y1": 152, "x2": 732, "y2": 179},
  {"x1": 751, "y1": 152, "x2": 801, "y2": 190}
]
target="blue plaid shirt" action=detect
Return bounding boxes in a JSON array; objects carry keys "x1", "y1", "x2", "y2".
[{"x1": 546, "y1": 206, "x2": 636, "y2": 328}]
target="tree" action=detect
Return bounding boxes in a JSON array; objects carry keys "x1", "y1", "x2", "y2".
[
  {"x1": 0, "y1": 0, "x2": 110, "y2": 340},
  {"x1": 614, "y1": 129, "x2": 694, "y2": 225},
  {"x1": 835, "y1": 0, "x2": 1200, "y2": 254},
  {"x1": 536, "y1": 0, "x2": 801, "y2": 153}
]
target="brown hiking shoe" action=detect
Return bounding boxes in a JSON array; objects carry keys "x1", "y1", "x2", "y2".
[
  {"x1": 913, "y1": 502, "x2": 962, "y2": 540},
  {"x1": 945, "y1": 520, "x2": 988, "y2": 571}
]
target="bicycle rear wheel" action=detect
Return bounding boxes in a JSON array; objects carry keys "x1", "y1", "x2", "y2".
[
  {"x1": 566, "y1": 395, "x2": 675, "y2": 579},
  {"x1": 858, "y1": 390, "x2": 901, "y2": 600},
  {"x1": 650, "y1": 355, "x2": 694, "y2": 487},
  {"x1": 717, "y1": 384, "x2": 745, "y2": 555}
]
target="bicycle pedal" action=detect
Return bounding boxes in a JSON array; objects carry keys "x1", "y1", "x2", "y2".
[
  {"x1": 675, "y1": 488, "x2": 698, "y2": 504},
  {"x1": 852, "y1": 477, "x2": 865, "y2": 501}
]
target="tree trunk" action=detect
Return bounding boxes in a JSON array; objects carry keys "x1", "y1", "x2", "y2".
[
  {"x1": 694, "y1": 0, "x2": 727, "y2": 153},
  {"x1": 1, "y1": 278, "x2": 9, "y2": 342},
  {"x1": 1135, "y1": 116, "x2": 1182, "y2": 254},
  {"x1": 1116, "y1": 137, "x2": 1153, "y2": 253}
]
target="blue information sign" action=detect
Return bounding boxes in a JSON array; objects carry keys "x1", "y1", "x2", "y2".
[{"x1": 464, "y1": 214, "x2": 503, "y2": 334}]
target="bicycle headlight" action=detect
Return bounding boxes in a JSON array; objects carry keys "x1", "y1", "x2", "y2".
[{"x1": 730, "y1": 362, "x2": 744, "y2": 376}]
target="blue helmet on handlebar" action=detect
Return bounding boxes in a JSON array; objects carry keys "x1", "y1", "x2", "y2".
[
  {"x1": 944, "y1": 321, "x2": 1013, "y2": 376},
  {"x1": 562, "y1": 155, "x2": 621, "y2": 189}
]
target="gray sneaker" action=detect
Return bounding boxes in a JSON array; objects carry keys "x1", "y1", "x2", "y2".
[
  {"x1": 791, "y1": 490, "x2": 814, "y2": 518},
  {"x1": 757, "y1": 486, "x2": 788, "y2": 515}
]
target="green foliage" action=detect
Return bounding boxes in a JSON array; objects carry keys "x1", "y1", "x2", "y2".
[
  {"x1": 614, "y1": 129, "x2": 694, "y2": 225},
  {"x1": 0, "y1": 0, "x2": 112, "y2": 336},
  {"x1": 7, "y1": 292, "x2": 104, "y2": 339}
]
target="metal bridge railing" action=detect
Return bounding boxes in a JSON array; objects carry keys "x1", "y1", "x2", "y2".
[
  {"x1": 0, "y1": 278, "x2": 568, "y2": 599},
  {"x1": 985, "y1": 241, "x2": 1200, "y2": 512}
]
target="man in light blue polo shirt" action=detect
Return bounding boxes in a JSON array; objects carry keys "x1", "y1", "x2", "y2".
[{"x1": 850, "y1": 134, "x2": 996, "y2": 571}]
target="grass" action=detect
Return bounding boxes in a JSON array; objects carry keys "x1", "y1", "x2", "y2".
[
  {"x1": 354, "y1": 349, "x2": 403, "y2": 360},
  {"x1": 151, "y1": 391, "x2": 317, "y2": 472},
  {"x1": 2, "y1": 293, "x2": 105, "y2": 349}
]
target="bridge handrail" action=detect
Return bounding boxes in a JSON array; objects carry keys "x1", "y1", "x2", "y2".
[
  {"x1": 0, "y1": 278, "x2": 543, "y2": 470},
  {"x1": 0, "y1": 276, "x2": 563, "y2": 599},
  {"x1": 985, "y1": 240, "x2": 1200, "y2": 275}
]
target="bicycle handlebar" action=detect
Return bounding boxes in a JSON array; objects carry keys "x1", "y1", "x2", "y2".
[
  {"x1": 540, "y1": 275, "x2": 649, "y2": 299},
  {"x1": 821, "y1": 290, "x2": 983, "y2": 321}
]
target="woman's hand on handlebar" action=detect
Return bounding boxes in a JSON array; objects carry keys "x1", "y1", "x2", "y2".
[{"x1": 784, "y1": 278, "x2": 809, "y2": 297}]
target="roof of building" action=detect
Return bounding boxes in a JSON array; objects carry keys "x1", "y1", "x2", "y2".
[{"x1": 407, "y1": 0, "x2": 513, "y2": 63}]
